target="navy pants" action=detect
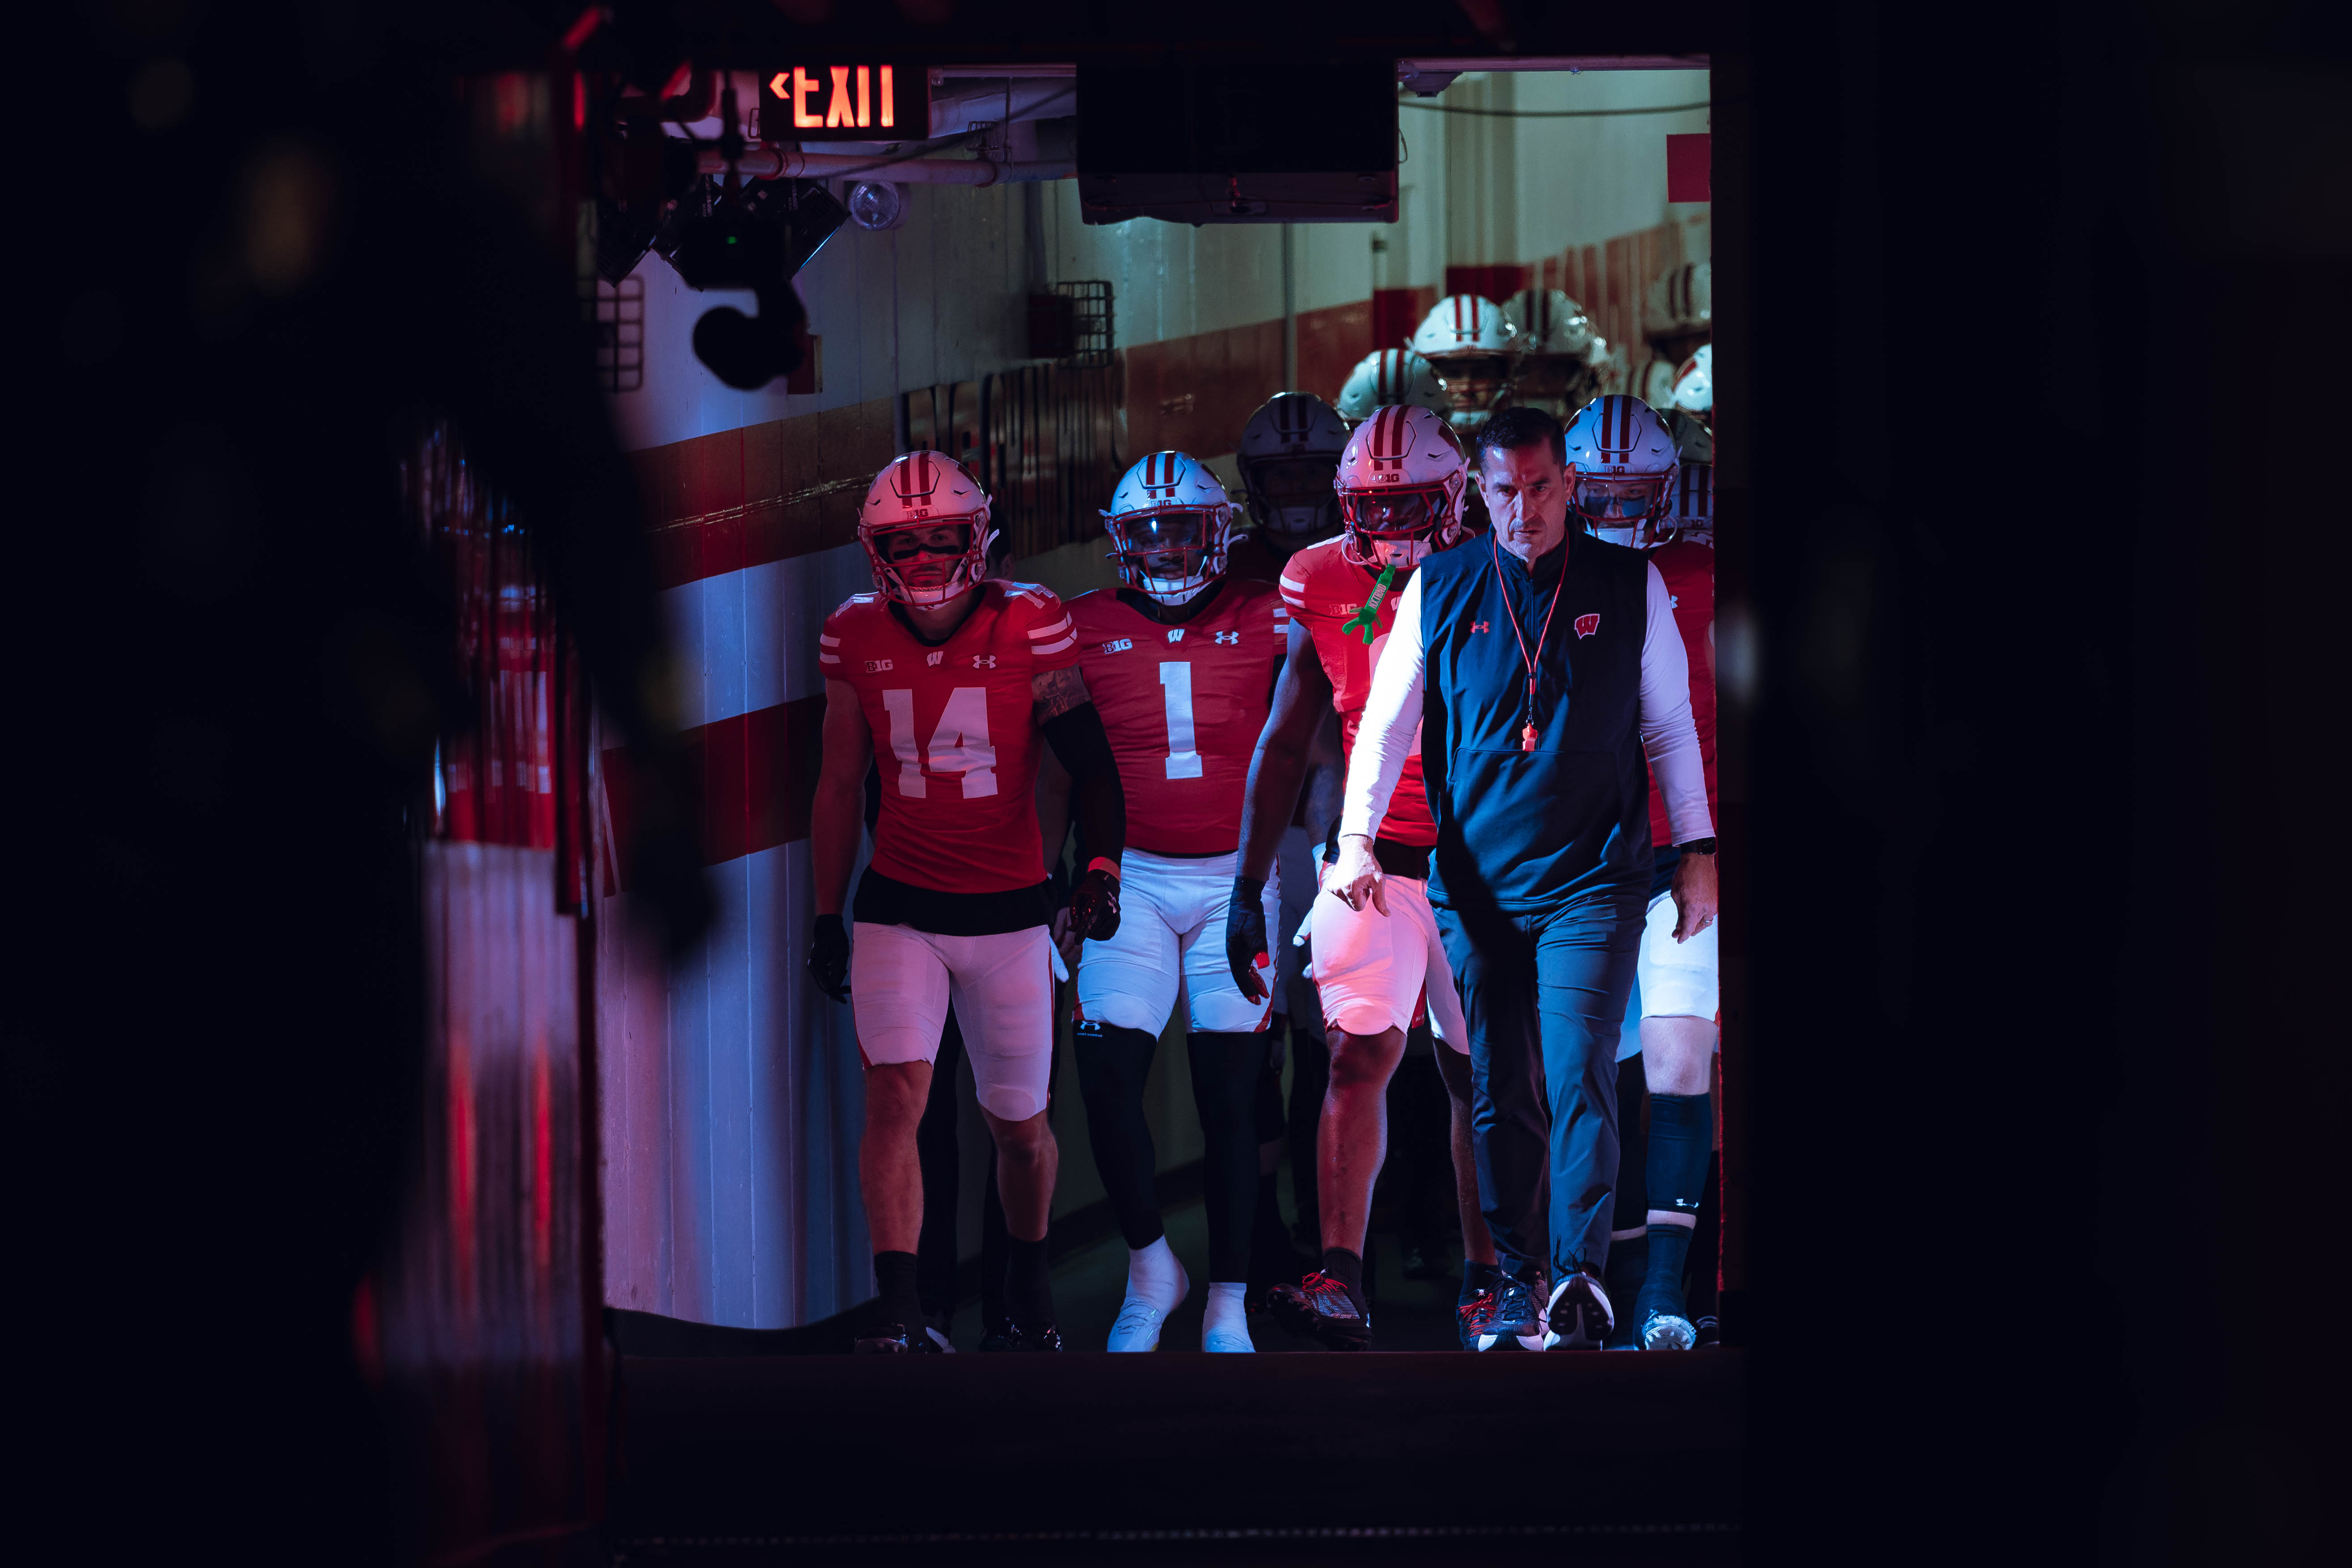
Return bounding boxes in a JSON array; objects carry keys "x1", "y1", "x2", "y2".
[{"x1": 1437, "y1": 895, "x2": 1642, "y2": 1283}]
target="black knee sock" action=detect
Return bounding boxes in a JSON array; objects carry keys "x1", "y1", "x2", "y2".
[
  {"x1": 1188, "y1": 1031, "x2": 1267, "y2": 1282},
  {"x1": 1321, "y1": 1246, "x2": 1366, "y2": 1315},
  {"x1": 1075, "y1": 1022, "x2": 1164, "y2": 1251},
  {"x1": 1641, "y1": 1092, "x2": 1712, "y2": 1315},
  {"x1": 1004, "y1": 1235, "x2": 1052, "y2": 1324},
  {"x1": 1251, "y1": 1171, "x2": 1290, "y2": 1285},
  {"x1": 980, "y1": 1146, "x2": 1009, "y2": 1332},
  {"x1": 874, "y1": 1250, "x2": 923, "y2": 1331},
  {"x1": 914, "y1": 1017, "x2": 966, "y2": 1318}
]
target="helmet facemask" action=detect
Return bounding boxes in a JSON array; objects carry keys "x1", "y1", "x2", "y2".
[
  {"x1": 1428, "y1": 353, "x2": 1518, "y2": 427},
  {"x1": 865, "y1": 515, "x2": 992, "y2": 608},
  {"x1": 1339, "y1": 485, "x2": 1458, "y2": 571},
  {"x1": 1243, "y1": 455, "x2": 1341, "y2": 544},
  {"x1": 1106, "y1": 506, "x2": 1229, "y2": 605},
  {"x1": 1569, "y1": 471, "x2": 1674, "y2": 549}
]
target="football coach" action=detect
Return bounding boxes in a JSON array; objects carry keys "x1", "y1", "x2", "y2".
[{"x1": 1329, "y1": 402, "x2": 1716, "y2": 1351}]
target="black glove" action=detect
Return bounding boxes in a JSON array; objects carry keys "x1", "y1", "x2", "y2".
[
  {"x1": 808, "y1": 913, "x2": 851, "y2": 1003},
  {"x1": 1225, "y1": 876, "x2": 1272, "y2": 1004},
  {"x1": 1068, "y1": 864, "x2": 1122, "y2": 942}
]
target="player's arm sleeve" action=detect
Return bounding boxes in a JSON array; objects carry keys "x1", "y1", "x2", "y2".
[
  {"x1": 1041, "y1": 690, "x2": 1124, "y2": 867},
  {"x1": 1339, "y1": 570, "x2": 1428, "y2": 841},
  {"x1": 1639, "y1": 561, "x2": 1715, "y2": 843}
]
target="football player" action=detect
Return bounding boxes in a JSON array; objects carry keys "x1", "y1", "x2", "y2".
[
  {"x1": 1037, "y1": 451, "x2": 1288, "y2": 1352},
  {"x1": 1225, "y1": 403, "x2": 1502, "y2": 1351},
  {"x1": 808, "y1": 450, "x2": 1128, "y2": 1355},
  {"x1": 1226, "y1": 392, "x2": 1351, "y2": 583},
  {"x1": 1561, "y1": 395, "x2": 1721, "y2": 1352},
  {"x1": 1333, "y1": 348, "x2": 1450, "y2": 429},
  {"x1": 1411, "y1": 294, "x2": 1521, "y2": 436},
  {"x1": 1504, "y1": 287, "x2": 1610, "y2": 422}
]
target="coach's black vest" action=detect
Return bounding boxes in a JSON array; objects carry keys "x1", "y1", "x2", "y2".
[{"x1": 1417, "y1": 530, "x2": 1654, "y2": 914}]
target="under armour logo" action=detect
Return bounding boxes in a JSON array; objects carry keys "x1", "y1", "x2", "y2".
[
  {"x1": 1214, "y1": 630, "x2": 1240, "y2": 645},
  {"x1": 1166, "y1": 628, "x2": 1185, "y2": 643},
  {"x1": 1472, "y1": 620, "x2": 1490, "y2": 633},
  {"x1": 1101, "y1": 637, "x2": 1134, "y2": 654},
  {"x1": 925, "y1": 650, "x2": 944, "y2": 667},
  {"x1": 972, "y1": 655, "x2": 998, "y2": 668}
]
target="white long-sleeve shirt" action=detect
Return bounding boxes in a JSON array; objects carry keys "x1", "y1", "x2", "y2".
[{"x1": 1340, "y1": 555, "x2": 1714, "y2": 849}]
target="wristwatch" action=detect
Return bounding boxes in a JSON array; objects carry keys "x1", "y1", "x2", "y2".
[{"x1": 1674, "y1": 837, "x2": 1718, "y2": 855}]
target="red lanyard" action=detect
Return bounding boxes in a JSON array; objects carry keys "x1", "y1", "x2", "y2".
[{"x1": 1490, "y1": 533, "x2": 1569, "y2": 752}]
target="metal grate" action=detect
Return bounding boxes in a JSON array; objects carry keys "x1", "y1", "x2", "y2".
[
  {"x1": 591, "y1": 275, "x2": 644, "y2": 393},
  {"x1": 1051, "y1": 279, "x2": 1114, "y2": 368},
  {"x1": 983, "y1": 361, "x2": 1123, "y2": 559}
]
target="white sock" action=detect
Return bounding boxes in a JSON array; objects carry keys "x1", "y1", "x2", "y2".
[
  {"x1": 1125, "y1": 1236, "x2": 1186, "y2": 1311},
  {"x1": 1201, "y1": 1281, "x2": 1253, "y2": 1353}
]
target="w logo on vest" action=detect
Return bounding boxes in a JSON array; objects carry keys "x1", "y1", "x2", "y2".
[{"x1": 1574, "y1": 613, "x2": 1601, "y2": 639}]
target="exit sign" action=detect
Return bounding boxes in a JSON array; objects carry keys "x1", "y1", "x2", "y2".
[{"x1": 760, "y1": 64, "x2": 929, "y2": 142}]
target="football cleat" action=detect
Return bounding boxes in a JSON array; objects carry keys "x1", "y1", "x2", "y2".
[
  {"x1": 1692, "y1": 1314, "x2": 1721, "y2": 1349},
  {"x1": 1267, "y1": 1270, "x2": 1374, "y2": 1351},
  {"x1": 853, "y1": 1322, "x2": 914, "y2": 1355},
  {"x1": 1543, "y1": 1269, "x2": 1616, "y2": 1351},
  {"x1": 1639, "y1": 1310, "x2": 1698, "y2": 1351},
  {"x1": 992, "y1": 1317, "x2": 1064, "y2": 1352},
  {"x1": 1473, "y1": 1275, "x2": 1547, "y2": 1352},
  {"x1": 1107, "y1": 1296, "x2": 1176, "y2": 1353}
]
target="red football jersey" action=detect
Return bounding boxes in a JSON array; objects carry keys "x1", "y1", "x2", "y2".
[
  {"x1": 1646, "y1": 540, "x2": 1717, "y2": 848},
  {"x1": 1278, "y1": 538, "x2": 1438, "y2": 848},
  {"x1": 819, "y1": 580, "x2": 1080, "y2": 895},
  {"x1": 1068, "y1": 580, "x2": 1287, "y2": 856}
]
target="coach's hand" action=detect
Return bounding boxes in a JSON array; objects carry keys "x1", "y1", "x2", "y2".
[
  {"x1": 1329, "y1": 833, "x2": 1390, "y2": 916},
  {"x1": 1069, "y1": 861, "x2": 1123, "y2": 942},
  {"x1": 1226, "y1": 876, "x2": 1273, "y2": 1004},
  {"x1": 1669, "y1": 848, "x2": 1719, "y2": 942},
  {"x1": 808, "y1": 913, "x2": 852, "y2": 1002}
]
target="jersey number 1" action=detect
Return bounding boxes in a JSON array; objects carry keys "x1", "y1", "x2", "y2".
[
  {"x1": 881, "y1": 687, "x2": 998, "y2": 799},
  {"x1": 1159, "y1": 662, "x2": 1202, "y2": 780}
]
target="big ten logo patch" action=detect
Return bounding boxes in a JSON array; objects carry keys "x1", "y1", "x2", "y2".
[
  {"x1": 864, "y1": 659, "x2": 894, "y2": 673},
  {"x1": 1100, "y1": 637, "x2": 1134, "y2": 654}
]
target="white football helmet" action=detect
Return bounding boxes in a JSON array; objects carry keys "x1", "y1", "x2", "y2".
[
  {"x1": 1561, "y1": 395, "x2": 1680, "y2": 548},
  {"x1": 1643, "y1": 260, "x2": 1713, "y2": 338},
  {"x1": 1411, "y1": 295, "x2": 1520, "y2": 432},
  {"x1": 1237, "y1": 392, "x2": 1350, "y2": 547},
  {"x1": 1643, "y1": 358, "x2": 1680, "y2": 409},
  {"x1": 859, "y1": 450, "x2": 996, "y2": 608},
  {"x1": 1335, "y1": 348, "x2": 1449, "y2": 427},
  {"x1": 1504, "y1": 288, "x2": 1596, "y2": 356},
  {"x1": 1333, "y1": 404, "x2": 1470, "y2": 571},
  {"x1": 1665, "y1": 461, "x2": 1714, "y2": 548},
  {"x1": 1671, "y1": 342, "x2": 1712, "y2": 421},
  {"x1": 1102, "y1": 450, "x2": 1234, "y2": 605}
]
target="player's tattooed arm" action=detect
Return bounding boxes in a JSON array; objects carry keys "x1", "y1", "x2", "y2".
[{"x1": 1030, "y1": 663, "x2": 1092, "y2": 724}]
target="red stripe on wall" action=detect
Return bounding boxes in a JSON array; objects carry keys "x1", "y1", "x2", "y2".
[
  {"x1": 600, "y1": 694, "x2": 827, "y2": 888},
  {"x1": 632, "y1": 399, "x2": 899, "y2": 592}
]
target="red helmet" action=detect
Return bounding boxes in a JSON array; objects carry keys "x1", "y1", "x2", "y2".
[{"x1": 858, "y1": 450, "x2": 995, "y2": 607}]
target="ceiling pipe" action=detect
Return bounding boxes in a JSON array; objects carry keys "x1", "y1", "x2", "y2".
[{"x1": 698, "y1": 146, "x2": 1072, "y2": 186}]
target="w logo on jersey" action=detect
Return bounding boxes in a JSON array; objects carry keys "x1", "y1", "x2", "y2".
[
  {"x1": 1574, "y1": 613, "x2": 1601, "y2": 639},
  {"x1": 1214, "y1": 630, "x2": 1240, "y2": 645},
  {"x1": 925, "y1": 650, "x2": 944, "y2": 667}
]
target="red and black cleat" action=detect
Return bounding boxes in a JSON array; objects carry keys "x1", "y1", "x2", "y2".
[{"x1": 1267, "y1": 1270, "x2": 1374, "y2": 1351}]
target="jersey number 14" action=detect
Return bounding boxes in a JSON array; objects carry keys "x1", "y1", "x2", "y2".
[{"x1": 881, "y1": 687, "x2": 998, "y2": 799}]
